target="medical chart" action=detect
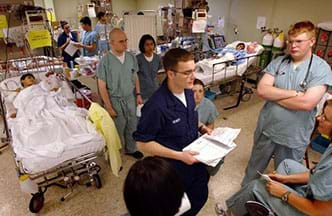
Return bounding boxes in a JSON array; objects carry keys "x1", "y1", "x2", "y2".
[{"x1": 183, "y1": 127, "x2": 240, "y2": 167}]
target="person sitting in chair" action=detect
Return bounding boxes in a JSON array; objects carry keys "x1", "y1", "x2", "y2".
[{"x1": 216, "y1": 100, "x2": 332, "y2": 216}]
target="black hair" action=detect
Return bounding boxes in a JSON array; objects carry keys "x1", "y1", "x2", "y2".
[
  {"x1": 123, "y1": 156, "x2": 184, "y2": 216},
  {"x1": 20, "y1": 73, "x2": 35, "y2": 87},
  {"x1": 138, "y1": 34, "x2": 156, "y2": 53},
  {"x1": 194, "y1": 78, "x2": 205, "y2": 88},
  {"x1": 163, "y1": 48, "x2": 194, "y2": 72},
  {"x1": 137, "y1": 11, "x2": 144, "y2": 15},
  {"x1": 97, "y1": 11, "x2": 105, "y2": 20},
  {"x1": 60, "y1": 20, "x2": 68, "y2": 29},
  {"x1": 80, "y1": 16, "x2": 92, "y2": 26}
]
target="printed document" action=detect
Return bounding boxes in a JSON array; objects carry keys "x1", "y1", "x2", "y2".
[{"x1": 183, "y1": 127, "x2": 240, "y2": 167}]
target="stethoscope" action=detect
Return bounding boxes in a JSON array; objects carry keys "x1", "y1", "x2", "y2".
[{"x1": 275, "y1": 54, "x2": 313, "y2": 89}]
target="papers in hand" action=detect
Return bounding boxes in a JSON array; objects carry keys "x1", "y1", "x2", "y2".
[
  {"x1": 257, "y1": 171, "x2": 272, "y2": 181},
  {"x1": 64, "y1": 41, "x2": 79, "y2": 57},
  {"x1": 183, "y1": 127, "x2": 240, "y2": 167}
]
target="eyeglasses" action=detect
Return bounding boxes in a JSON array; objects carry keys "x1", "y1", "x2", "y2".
[
  {"x1": 172, "y1": 69, "x2": 195, "y2": 77},
  {"x1": 286, "y1": 39, "x2": 311, "y2": 46}
]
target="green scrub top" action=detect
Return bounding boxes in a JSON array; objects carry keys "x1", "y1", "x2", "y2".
[
  {"x1": 96, "y1": 52, "x2": 138, "y2": 98},
  {"x1": 306, "y1": 143, "x2": 332, "y2": 201},
  {"x1": 257, "y1": 55, "x2": 332, "y2": 148},
  {"x1": 196, "y1": 97, "x2": 219, "y2": 125}
]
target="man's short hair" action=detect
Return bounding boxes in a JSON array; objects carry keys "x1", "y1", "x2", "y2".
[
  {"x1": 80, "y1": 16, "x2": 92, "y2": 26},
  {"x1": 138, "y1": 34, "x2": 156, "y2": 53},
  {"x1": 60, "y1": 20, "x2": 68, "y2": 29},
  {"x1": 97, "y1": 11, "x2": 105, "y2": 20},
  {"x1": 288, "y1": 21, "x2": 316, "y2": 38},
  {"x1": 123, "y1": 156, "x2": 184, "y2": 216},
  {"x1": 163, "y1": 48, "x2": 194, "y2": 71}
]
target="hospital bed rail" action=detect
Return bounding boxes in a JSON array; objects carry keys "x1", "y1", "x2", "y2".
[
  {"x1": 0, "y1": 56, "x2": 105, "y2": 213},
  {"x1": 206, "y1": 53, "x2": 263, "y2": 110}
]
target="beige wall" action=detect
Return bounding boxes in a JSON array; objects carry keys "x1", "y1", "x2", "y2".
[
  {"x1": 208, "y1": 0, "x2": 332, "y2": 42},
  {"x1": 272, "y1": 0, "x2": 332, "y2": 34},
  {"x1": 112, "y1": 0, "x2": 137, "y2": 16}
]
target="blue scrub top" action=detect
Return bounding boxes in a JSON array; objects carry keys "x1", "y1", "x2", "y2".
[
  {"x1": 196, "y1": 97, "x2": 219, "y2": 125},
  {"x1": 81, "y1": 30, "x2": 98, "y2": 56},
  {"x1": 136, "y1": 53, "x2": 162, "y2": 100},
  {"x1": 306, "y1": 143, "x2": 332, "y2": 201},
  {"x1": 133, "y1": 80, "x2": 198, "y2": 151},
  {"x1": 257, "y1": 55, "x2": 332, "y2": 148}
]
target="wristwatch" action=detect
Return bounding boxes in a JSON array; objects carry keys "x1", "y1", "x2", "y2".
[
  {"x1": 295, "y1": 91, "x2": 299, "y2": 97},
  {"x1": 281, "y1": 191, "x2": 291, "y2": 202}
]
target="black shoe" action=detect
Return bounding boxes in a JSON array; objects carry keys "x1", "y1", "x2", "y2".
[{"x1": 126, "y1": 151, "x2": 144, "y2": 159}]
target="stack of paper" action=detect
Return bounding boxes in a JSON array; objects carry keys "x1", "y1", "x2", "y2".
[{"x1": 183, "y1": 127, "x2": 240, "y2": 167}]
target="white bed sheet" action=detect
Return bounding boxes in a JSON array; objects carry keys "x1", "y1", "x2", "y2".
[
  {"x1": 196, "y1": 56, "x2": 257, "y2": 85},
  {"x1": 19, "y1": 135, "x2": 104, "y2": 174},
  {"x1": 2, "y1": 76, "x2": 105, "y2": 174}
]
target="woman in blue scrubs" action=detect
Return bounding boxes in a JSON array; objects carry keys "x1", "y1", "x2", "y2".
[
  {"x1": 136, "y1": 34, "x2": 162, "y2": 102},
  {"x1": 193, "y1": 79, "x2": 219, "y2": 129}
]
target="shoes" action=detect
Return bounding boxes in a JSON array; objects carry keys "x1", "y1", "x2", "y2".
[
  {"x1": 126, "y1": 151, "x2": 144, "y2": 159},
  {"x1": 215, "y1": 202, "x2": 228, "y2": 216}
]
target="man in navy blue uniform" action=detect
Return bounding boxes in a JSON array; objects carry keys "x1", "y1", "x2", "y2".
[{"x1": 133, "y1": 48, "x2": 210, "y2": 216}]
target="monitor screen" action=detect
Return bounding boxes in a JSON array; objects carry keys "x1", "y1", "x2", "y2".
[{"x1": 213, "y1": 35, "x2": 225, "y2": 49}]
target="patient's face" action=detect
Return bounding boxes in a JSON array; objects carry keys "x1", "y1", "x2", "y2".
[
  {"x1": 22, "y1": 76, "x2": 36, "y2": 88},
  {"x1": 193, "y1": 84, "x2": 204, "y2": 105},
  {"x1": 317, "y1": 105, "x2": 332, "y2": 137}
]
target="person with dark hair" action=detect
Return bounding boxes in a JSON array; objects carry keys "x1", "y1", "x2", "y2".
[
  {"x1": 136, "y1": 34, "x2": 162, "y2": 102},
  {"x1": 95, "y1": 11, "x2": 111, "y2": 53},
  {"x1": 193, "y1": 78, "x2": 219, "y2": 129},
  {"x1": 133, "y1": 48, "x2": 211, "y2": 216},
  {"x1": 216, "y1": 100, "x2": 332, "y2": 216},
  {"x1": 97, "y1": 28, "x2": 143, "y2": 159},
  {"x1": 241, "y1": 20, "x2": 332, "y2": 186},
  {"x1": 124, "y1": 156, "x2": 188, "y2": 216},
  {"x1": 20, "y1": 73, "x2": 36, "y2": 88},
  {"x1": 74, "y1": 16, "x2": 98, "y2": 56},
  {"x1": 57, "y1": 20, "x2": 80, "y2": 68}
]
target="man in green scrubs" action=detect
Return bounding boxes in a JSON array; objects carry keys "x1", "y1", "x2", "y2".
[
  {"x1": 97, "y1": 28, "x2": 143, "y2": 159},
  {"x1": 242, "y1": 21, "x2": 332, "y2": 186}
]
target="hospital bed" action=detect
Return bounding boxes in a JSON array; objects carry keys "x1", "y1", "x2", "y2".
[
  {"x1": 195, "y1": 41, "x2": 264, "y2": 109},
  {"x1": 0, "y1": 56, "x2": 106, "y2": 213}
]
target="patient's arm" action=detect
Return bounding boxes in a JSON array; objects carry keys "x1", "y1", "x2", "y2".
[{"x1": 257, "y1": 73, "x2": 298, "y2": 101}]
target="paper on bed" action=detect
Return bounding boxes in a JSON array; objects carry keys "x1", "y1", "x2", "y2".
[{"x1": 183, "y1": 127, "x2": 240, "y2": 166}]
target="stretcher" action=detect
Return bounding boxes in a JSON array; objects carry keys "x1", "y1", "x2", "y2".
[{"x1": 0, "y1": 56, "x2": 106, "y2": 213}]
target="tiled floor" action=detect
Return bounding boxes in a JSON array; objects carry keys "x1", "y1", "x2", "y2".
[{"x1": 0, "y1": 90, "x2": 321, "y2": 216}]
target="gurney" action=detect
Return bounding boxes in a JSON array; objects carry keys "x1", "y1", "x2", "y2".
[
  {"x1": 0, "y1": 56, "x2": 106, "y2": 213},
  {"x1": 195, "y1": 41, "x2": 264, "y2": 109}
]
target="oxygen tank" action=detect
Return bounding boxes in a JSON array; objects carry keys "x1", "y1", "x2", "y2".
[
  {"x1": 272, "y1": 31, "x2": 285, "y2": 60},
  {"x1": 259, "y1": 31, "x2": 274, "y2": 67}
]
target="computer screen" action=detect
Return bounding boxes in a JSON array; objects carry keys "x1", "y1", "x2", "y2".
[{"x1": 213, "y1": 35, "x2": 226, "y2": 49}]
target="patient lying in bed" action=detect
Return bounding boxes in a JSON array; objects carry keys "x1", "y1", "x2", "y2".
[
  {"x1": 8, "y1": 73, "x2": 104, "y2": 165},
  {"x1": 7, "y1": 72, "x2": 70, "y2": 118}
]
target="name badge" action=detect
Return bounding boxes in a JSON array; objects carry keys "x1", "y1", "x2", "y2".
[{"x1": 172, "y1": 118, "x2": 181, "y2": 124}]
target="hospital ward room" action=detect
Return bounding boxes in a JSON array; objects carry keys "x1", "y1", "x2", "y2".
[{"x1": 1, "y1": 0, "x2": 332, "y2": 215}]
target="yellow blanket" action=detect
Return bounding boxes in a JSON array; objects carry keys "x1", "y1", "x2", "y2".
[{"x1": 88, "y1": 102, "x2": 122, "y2": 176}]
